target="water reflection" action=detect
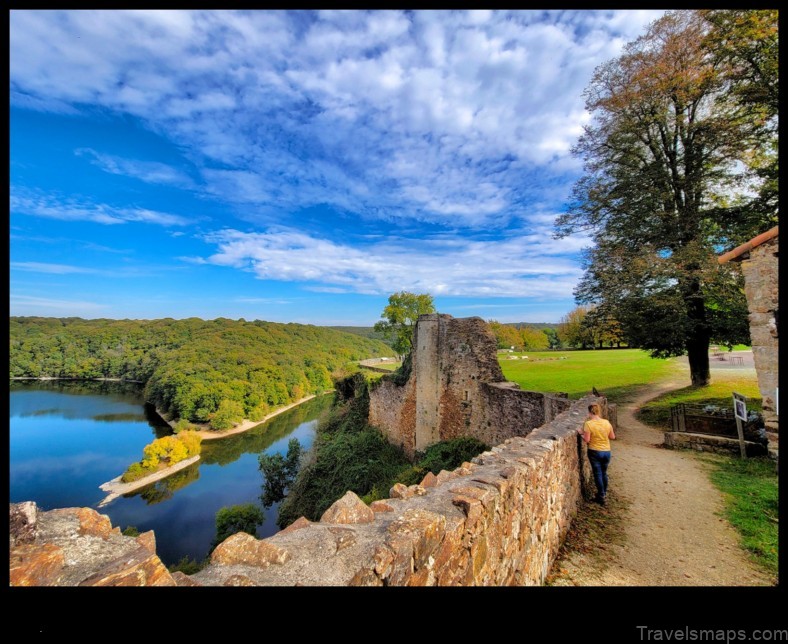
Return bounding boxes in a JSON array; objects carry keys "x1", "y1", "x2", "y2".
[{"x1": 10, "y1": 382, "x2": 334, "y2": 565}]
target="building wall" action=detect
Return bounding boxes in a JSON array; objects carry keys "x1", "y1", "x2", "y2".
[{"x1": 740, "y1": 236, "x2": 779, "y2": 431}]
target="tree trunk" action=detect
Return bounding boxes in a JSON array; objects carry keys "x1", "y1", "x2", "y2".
[
  {"x1": 684, "y1": 277, "x2": 710, "y2": 386},
  {"x1": 686, "y1": 335, "x2": 710, "y2": 386}
]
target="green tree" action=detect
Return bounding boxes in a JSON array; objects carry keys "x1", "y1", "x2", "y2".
[
  {"x1": 557, "y1": 306, "x2": 593, "y2": 349},
  {"x1": 212, "y1": 503, "x2": 265, "y2": 549},
  {"x1": 258, "y1": 438, "x2": 302, "y2": 508},
  {"x1": 701, "y1": 10, "x2": 778, "y2": 239},
  {"x1": 373, "y1": 292, "x2": 435, "y2": 359},
  {"x1": 520, "y1": 326, "x2": 549, "y2": 351},
  {"x1": 211, "y1": 399, "x2": 245, "y2": 430},
  {"x1": 555, "y1": 11, "x2": 773, "y2": 385},
  {"x1": 487, "y1": 320, "x2": 523, "y2": 350},
  {"x1": 542, "y1": 327, "x2": 562, "y2": 349}
]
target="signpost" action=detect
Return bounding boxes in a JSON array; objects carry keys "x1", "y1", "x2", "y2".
[{"x1": 732, "y1": 392, "x2": 748, "y2": 458}]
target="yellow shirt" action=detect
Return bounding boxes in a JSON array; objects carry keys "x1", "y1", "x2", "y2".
[{"x1": 584, "y1": 418, "x2": 613, "y2": 451}]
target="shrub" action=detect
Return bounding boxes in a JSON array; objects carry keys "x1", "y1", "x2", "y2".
[
  {"x1": 121, "y1": 461, "x2": 149, "y2": 483},
  {"x1": 167, "y1": 555, "x2": 207, "y2": 575},
  {"x1": 212, "y1": 503, "x2": 265, "y2": 550},
  {"x1": 122, "y1": 525, "x2": 140, "y2": 537},
  {"x1": 177, "y1": 430, "x2": 202, "y2": 457},
  {"x1": 173, "y1": 418, "x2": 192, "y2": 433}
]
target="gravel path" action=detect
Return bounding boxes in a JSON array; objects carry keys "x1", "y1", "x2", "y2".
[{"x1": 551, "y1": 380, "x2": 773, "y2": 586}]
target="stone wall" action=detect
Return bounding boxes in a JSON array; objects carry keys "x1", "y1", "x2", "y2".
[
  {"x1": 12, "y1": 395, "x2": 615, "y2": 586},
  {"x1": 188, "y1": 394, "x2": 605, "y2": 586},
  {"x1": 369, "y1": 314, "x2": 572, "y2": 458},
  {"x1": 740, "y1": 236, "x2": 779, "y2": 431},
  {"x1": 663, "y1": 431, "x2": 768, "y2": 457}
]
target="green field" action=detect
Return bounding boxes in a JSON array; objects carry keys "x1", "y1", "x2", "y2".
[
  {"x1": 637, "y1": 371, "x2": 762, "y2": 428},
  {"x1": 499, "y1": 349, "x2": 678, "y2": 402}
]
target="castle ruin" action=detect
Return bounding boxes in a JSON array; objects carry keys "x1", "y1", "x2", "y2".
[{"x1": 369, "y1": 314, "x2": 572, "y2": 457}]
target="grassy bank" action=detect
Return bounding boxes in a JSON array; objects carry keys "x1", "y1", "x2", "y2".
[
  {"x1": 637, "y1": 371, "x2": 762, "y2": 428},
  {"x1": 499, "y1": 348, "x2": 678, "y2": 402},
  {"x1": 699, "y1": 454, "x2": 778, "y2": 579}
]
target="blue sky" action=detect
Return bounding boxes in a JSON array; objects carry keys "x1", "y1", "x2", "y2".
[{"x1": 10, "y1": 9, "x2": 663, "y2": 325}]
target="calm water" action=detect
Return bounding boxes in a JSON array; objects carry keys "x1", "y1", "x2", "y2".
[{"x1": 9, "y1": 381, "x2": 333, "y2": 564}]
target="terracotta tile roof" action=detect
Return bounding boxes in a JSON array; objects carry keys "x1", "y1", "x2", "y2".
[{"x1": 718, "y1": 226, "x2": 779, "y2": 264}]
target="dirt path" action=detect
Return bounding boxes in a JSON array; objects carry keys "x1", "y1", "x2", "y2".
[{"x1": 551, "y1": 380, "x2": 772, "y2": 586}]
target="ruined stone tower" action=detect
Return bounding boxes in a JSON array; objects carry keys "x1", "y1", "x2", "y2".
[{"x1": 369, "y1": 314, "x2": 571, "y2": 458}]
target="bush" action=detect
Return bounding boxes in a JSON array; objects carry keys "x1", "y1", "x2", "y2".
[
  {"x1": 121, "y1": 461, "x2": 149, "y2": 483},
  {"x1": 173, "y1": 418, "x2": 192, "y2": 433},
  {"x1": 167, "y1": 555, "x2": 207, "y2": 575},
  {"x1": 122, "y1": 525, "x2": 140, "y2": 537},
  {"x1": 416, "y1": 437, "x2": 489, "y2": 475},
  {"x1": 212, "y1": 503, "x2": 265, "y2": 550},
  {"x1": 177, "y1": 430, "x2": 202, "y2": 457},
  {"x1": 211, "y1": 399, "x2": 245, "y2": 430}
]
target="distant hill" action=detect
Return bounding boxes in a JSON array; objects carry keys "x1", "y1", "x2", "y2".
[
  {"x1": 326, "y1": 326, "x2": 391, "y2": 344},
  {"x1": 504, "y1": 322, "x2": 558, "y2": 330},
  {"x1": 10, "y1": 317, "x2": 391, "y2": 423}
]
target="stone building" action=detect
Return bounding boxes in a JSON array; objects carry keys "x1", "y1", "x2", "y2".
[
  {"x1": 368, "y1": 314, "x2": 572, "y2": 457},
  {"x1": 718, "y1": 226, "x2": 779, "y2": 432}
]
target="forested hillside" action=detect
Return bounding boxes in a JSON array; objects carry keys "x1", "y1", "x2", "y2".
[{"x1": 9, "y1": 317, "x2": 390, "y2": 423}]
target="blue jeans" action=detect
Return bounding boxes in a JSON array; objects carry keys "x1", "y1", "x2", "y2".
[{"x1": 587, "y1": 449, "x2": 611, "y2": 499}]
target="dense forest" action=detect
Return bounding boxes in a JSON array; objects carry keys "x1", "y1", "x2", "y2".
[{"x1": 9, "y1": 317, "x2": 390, "y2": 424}]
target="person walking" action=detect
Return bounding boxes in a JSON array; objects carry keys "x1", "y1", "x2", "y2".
[{"x1": 578, "y1": 403, "x2": 616, "y2": 505}]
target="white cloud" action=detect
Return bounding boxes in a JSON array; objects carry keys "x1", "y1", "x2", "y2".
[
  {"x1": 75, "y1": 148, "x2": 194, "y2": 187},
  {"x1": 195, "y1": 226, "x2": 590, "y2": 298},
  {"x1": 10, "y1": 9, "x2": 664, "y2": 228},
  {"x1": 10, "y1": 189, "x2": 191, "y2": 226}
]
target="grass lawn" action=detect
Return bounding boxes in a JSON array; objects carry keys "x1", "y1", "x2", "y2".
[
  {"x1": 499, "y1": 348, "x2": 678, "y2": 402},
  {"x1": 373, "y1": 362, "x2": 401, "y2": 371},
  {"x1": 698, "y1": 454, "x2": 778, "y2": 579},
  {"x1": 637, "y1": 370, "x2": 762, "y2": 428}
]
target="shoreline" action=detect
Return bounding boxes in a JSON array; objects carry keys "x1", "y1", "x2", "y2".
[
  {"x1": 154, "y1": 391, "x2": 333, "y2": 441},
  {"x1": 97, "y1": 455, "x2": 201, "y2": 508}
]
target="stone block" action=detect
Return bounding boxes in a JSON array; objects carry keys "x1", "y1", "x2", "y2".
[
  {"x1": 10, "y1": 543, "x2": 65, "y2": 586},
  {"x1": 320, "y1": 490, "x2": 375, "y2": 524},
  {"x1": 210, "y1": 532, "x2": 291, "y2": 567}
]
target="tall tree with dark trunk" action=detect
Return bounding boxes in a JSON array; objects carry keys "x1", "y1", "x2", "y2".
[{"x1": 556, "y1": 11, "x2": 777, "y2": 386}]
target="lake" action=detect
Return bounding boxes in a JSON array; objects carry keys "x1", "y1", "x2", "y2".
[{"x1": 9, "y1": 380, "x2": 333, "y2": 565}]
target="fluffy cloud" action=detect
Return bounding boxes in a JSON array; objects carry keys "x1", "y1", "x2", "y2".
[
  {"x1": 10, "y1": 9, "x2": 663, "y2": 227},
  {"x1": 194, "y1": 226, "x2": 590, "y2": 298}
]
